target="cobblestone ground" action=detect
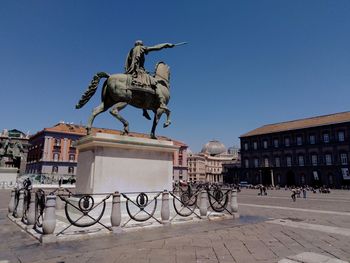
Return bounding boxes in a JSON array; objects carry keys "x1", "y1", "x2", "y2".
[{"x1": 1, "y1": 188, "x2": 350, "y2": 263}]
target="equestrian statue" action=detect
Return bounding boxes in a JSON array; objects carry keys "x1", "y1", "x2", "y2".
[
  {"x1": 0, "y1": 139, "x2": 24, "y2": 167},
  {"x1": 76, "y1": 40, "x2": 186, "y2": 139}
]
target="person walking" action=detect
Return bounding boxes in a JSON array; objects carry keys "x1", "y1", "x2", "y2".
[
  {"x1": 302, "y1": 187, "x2": 307, "y2": 199},
  {"x1": 291, "y1": 188, "x2": 296, "y2": 202}
]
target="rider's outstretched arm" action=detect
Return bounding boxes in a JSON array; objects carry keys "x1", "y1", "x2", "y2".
[{"x1": 147, "y1": 43, "x2": 174, "y2": 52}]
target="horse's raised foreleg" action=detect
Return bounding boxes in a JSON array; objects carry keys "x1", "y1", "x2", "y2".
[
  {"x1": 163, "y1": 108, "x2": 171, "y2": 128},
  {"x1": 150, "y1": 108, "x2": 165, "y2": 139},
  {"x1": 87, "y1": 102, "x2": 108, "y2": 134},
  {"x1": 109, "y1": 102, "x2": 129, "y2": 135}
]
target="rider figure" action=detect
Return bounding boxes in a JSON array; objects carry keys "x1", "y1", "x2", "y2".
[{"x1": 125, "y1": 40, "x2": 174, "y2": 119}]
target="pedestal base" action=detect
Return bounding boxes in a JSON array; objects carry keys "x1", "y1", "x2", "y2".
[
  {"x1": 75, "y1": 133, "x2": 178, "y2": 194},
  {"x1": 0, "y1": 167, "x2": 18, "y2": 188}
]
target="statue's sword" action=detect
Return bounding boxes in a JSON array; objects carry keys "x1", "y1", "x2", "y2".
[{"x1": 174, "y1": 42, "x2": 188, "y2": 47}]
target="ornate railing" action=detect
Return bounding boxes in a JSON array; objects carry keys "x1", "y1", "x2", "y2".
[{"x1": 8, "y1": 184, "x2": 238, "y2": 241}]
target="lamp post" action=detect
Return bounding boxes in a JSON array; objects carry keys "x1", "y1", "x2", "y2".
[
  {"x1": 259, "y1": 169, "x2": 262, "y2": 185},
  {"x1": 271, "y1": 167, "x2": 275, "y2": 187}
]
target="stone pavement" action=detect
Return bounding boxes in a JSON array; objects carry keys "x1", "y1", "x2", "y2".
[{"x1": 0, "y1": 189, "x2": 349, "y2": 263}]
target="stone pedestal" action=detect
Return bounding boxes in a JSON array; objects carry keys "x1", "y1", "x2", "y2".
[
  {"x1": 75, "y1": 133, "x2": 178, "y2": 194},
  {"x1": 0, "y1": 167, "x2": 18, "y2": 188}
]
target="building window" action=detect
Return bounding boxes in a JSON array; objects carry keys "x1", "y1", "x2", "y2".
[
  {"x1": 254, "y1": 158, "x2": 259, "y2": 168},
  {"x1": 311, "y1": 154, "x2": 318, "y2": 166},
  {"x1": 52, "y1": 166, "x2": 58, "y2": 173},
  {"x1": 301, "y1": 174, "x2": 305, "y2": 185},
  {"x1": 329, "y1": 174, "x2": 333, "y2": 185},
  {"x1": 53, "y1": 153, "x2": 60, "y2": 161},
  {"x1": 340, "y1": 153, "x2": 348, "y2": 165},
  {"x1": 323, "y1": 133, "x2": 330, "y2": 143},
  {"x1": 296, "y1": 136, "x2": 302, "y2": 146},
  {"x1": 286, "y1": 156, "x2": 292, "y2": 167},
  {"x1": 69, "y1": 154, "x2": 75, "y2": 162},
  {"x1": 263, "y1": 140, "x2": 268, "y2": 149},
  {"x1": 275, "y1": 157, "x2": 280, "y2": 167},
  {"x1": 253, "y1": 141, "x2": 258, "y2": 150},
  {"x1": 264, "y1": 157, "x2": 269, "y2": 167},
  {"x1": 273, "y1": 139, "x2": 279, "y2": 148},
  {"x1": 298, "y1": 155, "x2": 304, "y2": 166},
  {"x1": 338, "y1": 131, "x2": 345, "y2": 142},
  {"x1": 325, "y1": 154, "x2": 332, "y2": 165},
  {"x1": 285, "y1": 137, "x2": 290, "y2": 147},
  {"x1": 68, "y1": 166, "x2": 74, "y2": 174},
  {"x1": 244, "y1": 143, "x2": 248, "y2": 151},
  {"x1": 309, "y1": 135, "x2": 316, "y2": 144},
  {"x1": 54, "y1": 138, "x2": 61, "y2": 146},
  {"x1": 244, "y1": 159, "x2": 249, "y2": 168}
]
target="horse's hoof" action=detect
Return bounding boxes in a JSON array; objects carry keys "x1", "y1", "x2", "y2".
[
  {"x1": 150, "y1": 134, "x2": 157, "y2": 139},
  {"x1": 121, "y1": 128, "x2": 129, "y2": 136},
  {"x1": 163, "y1": 121, "x2": 171, "y2": 128},
  {"x1": 86, "y1": 127, "x2": 91, "y2": 135}
]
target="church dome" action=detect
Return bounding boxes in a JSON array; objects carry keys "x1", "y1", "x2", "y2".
[{"x1": 201, "y1": 140, "x2": 227, "y2": 156}]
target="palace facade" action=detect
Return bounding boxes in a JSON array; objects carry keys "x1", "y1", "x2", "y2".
[{"x1": 239, "y1": 112, "x2": 350, "y2": 188}]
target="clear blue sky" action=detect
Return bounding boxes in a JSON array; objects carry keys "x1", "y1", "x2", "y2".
[{"x1": 1, "y1": 1, "x2": 350, "y2": 152}]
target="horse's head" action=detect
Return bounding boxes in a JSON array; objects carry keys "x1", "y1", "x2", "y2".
[{"x1": 155, "y1": 62, "x2": 170, "y2": 84}]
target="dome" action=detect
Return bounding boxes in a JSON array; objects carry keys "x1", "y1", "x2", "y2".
[{"x1": 201, "y1": 140, "x2": 227, "y2": 156}]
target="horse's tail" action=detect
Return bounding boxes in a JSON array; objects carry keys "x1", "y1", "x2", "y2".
[{"x1": 76, "y1": 72, "x2": 110, "y2": 109}]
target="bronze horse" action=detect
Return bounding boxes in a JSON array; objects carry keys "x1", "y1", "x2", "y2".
[{"x1": 76, "y1": 62, "x2": 171, "y2": 139}]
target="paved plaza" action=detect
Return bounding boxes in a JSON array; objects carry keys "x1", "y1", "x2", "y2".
[{"x1": 1, "y1": 188, "x2": 350, "y2": 263}]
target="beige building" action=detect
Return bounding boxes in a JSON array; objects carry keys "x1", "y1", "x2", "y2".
[
  {"x1": 187, "y1": 153, "x2": 206, "y2": 182},
  {"x1": 187, "y1": 140, "x2": 237, "y2": 183},
  {"x1": 172, "y1": 140, "x2": 189, "y2": 182}
]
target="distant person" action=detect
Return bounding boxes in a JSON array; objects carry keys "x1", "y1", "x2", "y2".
[
  {"x1": 291, "y1": 188, "x2": 296, "y2": 202},
  {"x1": 302, "y1": 187, "x2": 307, "y2": 199}
]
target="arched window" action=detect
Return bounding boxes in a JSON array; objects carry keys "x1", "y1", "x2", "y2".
[
  {"x1": 286, "y1": 155, "x2": 292, "y2": 167},
  {"x1": 69, "y1": 154, "x2": 75, "y2": 162},
  {"x1": 325, "y1": 153, "x2": 332, "y2": 165},
  {"x1": 68, "y1": 166, "x2": 74, "y2": 174},
  {"x1": 244, "y1": 158, "x2": 249, "y2": 168},
  {"x1": 264, "y1": 157, "x2": 269, "y2": 167},
  {"x1": 53, "y1": 153, "x2": 60, "y2": 161},
  {"x1": 52, "y1": 166, "x2": 58, "y2": 173},
  {"x1": 298, "y1": 155, "x2": 304, "y2": 166},
  {"x1": 340, "y1": 152, "x2": 348, "y2": 165},
  {"x1": 54, "y1": 138, "x2": 61, "y2": 146}
]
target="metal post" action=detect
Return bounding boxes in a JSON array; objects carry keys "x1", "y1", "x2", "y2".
[
  {"x1": 259, "y1": 170, "x2": 262, "y2": 185},
  {"x1": 161, "y1": 190, "x2": 170, "y2": 224},
  {"x1": 271, "y1": 169, "x2": 275, "y2": 187},
  {"x1": 111, "y1": 191, "x2": 122, "y2": 233},
  {"x1": 8, "y1": 189, "x2": 16, "y2": 213},
  {"x1": 199, "y1": 190, "x2": 207, "y2": 219}
]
